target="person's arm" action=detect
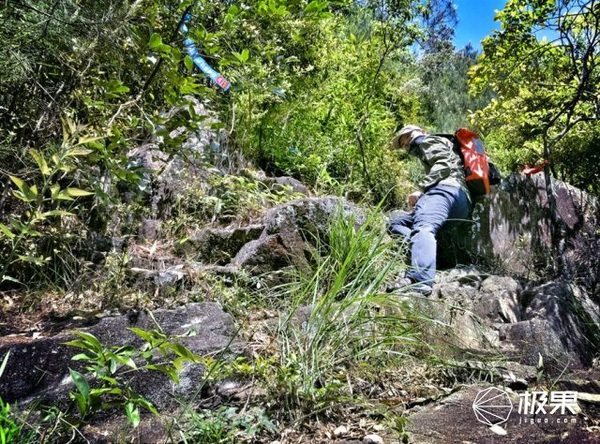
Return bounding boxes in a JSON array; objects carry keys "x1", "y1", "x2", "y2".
[{"x1": 417, "y1": 136, "x2": 454, "y2": 190}]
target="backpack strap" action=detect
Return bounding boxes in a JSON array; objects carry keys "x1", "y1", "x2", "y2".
[{"x1": 433, "y1": 133, "x2": 462, "y2": 159}]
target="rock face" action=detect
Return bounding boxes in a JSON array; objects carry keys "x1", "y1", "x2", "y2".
[
  {"x1": 498, "y1": 281, "x2": 600, "y2": 370},
  {"x1": 387, "y1": 174, "x2": 600, "y2": 377},
  {"x1": 438, "y1": 173, "x2": 600, "y2": 292},
  {"x1": 231, "y1": 197, "x2": 364, "y2": 275},
  {"x1": 127, "y1": 98, "x2": 224, "y2": 222},
  {"x1": 407, "y1": 385, "x2": 600, "y2": 443},
  {"x1": 129, "y1": 196, "x2": 364, "y2": 287},
  {"x1": 0, "y1": 303, "x2": 241, "y2": 408},
  {"x1": 177, "y1": 224, "x2": 265, "y2": 265},
  {"x1": 423, "y1": 269, "x2": 600, "y2": 374},
  {"x1": 264, "y1": 176, "x2": 310, "y2": 195}
]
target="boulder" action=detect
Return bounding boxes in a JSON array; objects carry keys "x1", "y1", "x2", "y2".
[
  {"x1": 437, "y1": 174, "x2": 599, "y2": 291},
  {"x1": 498, "y1": 281, "x2": 600, "y2": 372},
  {"x1": 423, "y1": 270, "x2": 521, "y2": 352},
  {"x1": 230, "y1": 197, "x2": 365, "y2": 276},
  {"x1": 423, "y1": 270, "x2": 600, "y2": 374},
  {"x1": 0, "y1": 303, "x2": 242, "y2": 408},
  {"x1": 126, "y1": 197, "x2": 364, "y2": 287},
  {"x1": 476, "y1": 276, "x2": 521, "y2": 324},
  {"x1": 265, "y1": 176, "x2": 310, "y2": 195},
  {"x1": 407, "y1": 385, "x2": 599, "y2": 443},
  {"x1": 231, "y1": 234, "x2": 307, "y2": 275},
  {"x1": 177, "y1": 224, "x2": 265, "y2": 265},
  {"x1": 240, "y1": 169, "x2": 311, "y2": 196},
  {"x1": 261, "y1": 197, "x2": 364, "y2": 238}
]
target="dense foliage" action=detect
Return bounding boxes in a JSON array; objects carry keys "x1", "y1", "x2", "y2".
[
  {"x1": 0, "y1": 0, "x2": 445, "y2": 288},
  {"x1": 470, "y1": 0, "x2": 600, "y2": 194},
  {"x1": 1, "y1": 0, "x2": 597, "y2": 283}
]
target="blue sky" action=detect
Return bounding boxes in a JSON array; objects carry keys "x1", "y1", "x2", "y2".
[{"x1": 453, "y1": 0, "x2": 507, "y2": 49}]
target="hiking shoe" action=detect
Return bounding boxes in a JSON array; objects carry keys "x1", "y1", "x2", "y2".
[
  {"x1": 385, "y1": 277, "x2": 412, "y2": 293},
  {"x1": 407, "y1": 282, "x2": 433, "y2": 296},
  {"x1": 386, "y1": 277, "x2": 432, "y2": 296}
]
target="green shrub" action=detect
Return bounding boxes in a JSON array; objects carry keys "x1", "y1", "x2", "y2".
[
  {"x1": 270, "y1": 205, "x2": 415, "y2": 415},
  {"x1": 65, "y1": 328, "x2": 202, "y2": 428},
  {"x1": 176, "y1": 406, "x2": 276, "y2": 444}
]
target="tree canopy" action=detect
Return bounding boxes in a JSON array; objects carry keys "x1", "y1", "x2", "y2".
[{"x1": 470, "y1": 0, "x2": 600, "y2": 192}]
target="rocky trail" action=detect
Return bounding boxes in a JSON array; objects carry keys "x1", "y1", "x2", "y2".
[{"x1": 2, "y1": 107, "x2": 600, "y2": 443}]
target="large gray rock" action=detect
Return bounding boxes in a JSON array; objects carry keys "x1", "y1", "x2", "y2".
[
  {"x1": 265, "y1": 176, "x2": 310, "y2": 195},
  {"x1": 231, "y1": 233, "x2": 306, "y2": 275},
  {"x1": 0, "y1": 303, "x2": 242, "y2": 408},
  {"x1": 125, "y1": 97, "x2": 246, "y2": 227},
  {"x1": 498, "y1": 281, "x2": 600, "y2": 372},
  {"x1": 230, "y1": 197, "x2": 365, "y2": 276},
  {"x1": 177, "y1": 224, "x2": 264, "y2": 265},
  {"x1": 442, "y1": 174, "x2": 600, "y2": 291},
  {"x1": 423, "y1": 270, "x2": 521, "y2": 352},
  {"x1": 423, "y1": 271, "x2": 600, "y2": 374},
  {"x1": 126, "y1": 197, "x2": 363, "y2": 289},
  {"x1": 262, "y1": 196, "x2": 364, "y2": 239},
  {"x1": 407, "y1": 385, "x2": 599, "y2": 443}
]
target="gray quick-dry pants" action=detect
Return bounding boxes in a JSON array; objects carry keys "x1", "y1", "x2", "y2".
[{"x1": 388, "y1": 184, "x2": 470, "y2": 285}]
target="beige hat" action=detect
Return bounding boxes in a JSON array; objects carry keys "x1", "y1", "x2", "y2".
[{"x1": 392, "y1": 125, "x2": 425, "y2": 150}]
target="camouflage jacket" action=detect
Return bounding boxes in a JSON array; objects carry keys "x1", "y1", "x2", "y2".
[{"x1": 411, "y1": 135, "x2": 471, "y2": 203}]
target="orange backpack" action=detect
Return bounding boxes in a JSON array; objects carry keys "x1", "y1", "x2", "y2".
[{"x1": 442, "y1": 128, "x2": 501, "y2": 196}]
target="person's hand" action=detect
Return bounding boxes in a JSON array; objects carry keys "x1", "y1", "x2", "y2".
[{"x1": 407, "y1": 191, "x2": 423, "y2": 207}]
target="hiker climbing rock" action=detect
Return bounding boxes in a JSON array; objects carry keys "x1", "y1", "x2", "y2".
[{"x1": 387, "y1": 125, "x2": 472, "y2": 295}]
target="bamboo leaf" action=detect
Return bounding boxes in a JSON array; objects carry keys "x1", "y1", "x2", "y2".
[
  {"x1": 30, "y1": 149, "x2": 51, "y2": 176},
  {"x1": 56, "y1": 191, "x2": 75, "y2": 201},
  {"x1": 9, "y1": 176, "x2": 36, "y2": 202},
  {"x1": 1, "y1": 275, "x2": 22, "y2": 285},
  {"x1": 65, "y1": 188, "x2": 94, "y2": 197},
  {"x1": 135, "y1": 397, "x2": 158, "y2": 415},
  {"x1": 9, "y1": 176, "x2": 26, "y2": 194},
  {"x1": 69, "y1": 368, "x2": 90, "y2": 399},
  {"x1": 149, "y1": 33, "x2": 162, "y2": 50},
  {"x1": 125, "y1": 402, "x2": 140, "y2": 428},
  {"x1": 41, "y1": 210, "x2": 74, "y2": 218},
  {"x1": 129, "y1": 327, "x2": 155, "y2": 343},
  {"x1": 73, "y1": 137, "x2": 104, "y2": 148},
  {"x1": 0, "y1": 223, "x2": 15, "y2": 240},
  {"x1": 73, "y1": 331, "x2": 103, "y2": 352},
  {"x1": 90, "y1": 387, "x2": 122, "y2": 396},
  {"x1": 50, "y1": 184, "x2": 60, "y2": 199}
]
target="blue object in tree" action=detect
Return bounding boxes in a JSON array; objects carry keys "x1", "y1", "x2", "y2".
[{"x1": 181, "y1": 13, "x2": 231, "y2": 91}]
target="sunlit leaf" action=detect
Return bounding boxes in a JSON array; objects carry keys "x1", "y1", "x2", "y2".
[
  {"x1": 0, "y1": 223, "x2": 15, "y2": 240},
  {"x1": 125, "y1": 402, "x2": 140, "y2": 428},
  {"x1": 30, "y1": 149, "x2": 51, "y2": 176},
  {"x1": 69, "y1": 368, "x2": 90, "y2": 399},
  {"x1": 65, "y1": 188, "x2": 94, "y2": 197}
]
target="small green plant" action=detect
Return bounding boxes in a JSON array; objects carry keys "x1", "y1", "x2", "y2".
[
  {"x1": 94, "y1": 251, "x2": 131, "y2": 304},
  {"x1": 176, "y1": 406, "x2": 276, "y2": 444},
  {"x1": 271, "y1": 205, "x2": 416, "y2": 415},
  {"x1": 0, "y1": 351, "x2": 28, "y2": 444},
  {"x1": 65, "y1": 328, "x2": 203, "y2": 428},
  {"x1": 389, "y1": 413, "x2": 411, "y2": 444},
  {"x1": 0, "y1": 398, "x2": 21, "y2": 444},
  {"x1": 0, "y1": 120, "x2": 100, "y2": 287}
]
